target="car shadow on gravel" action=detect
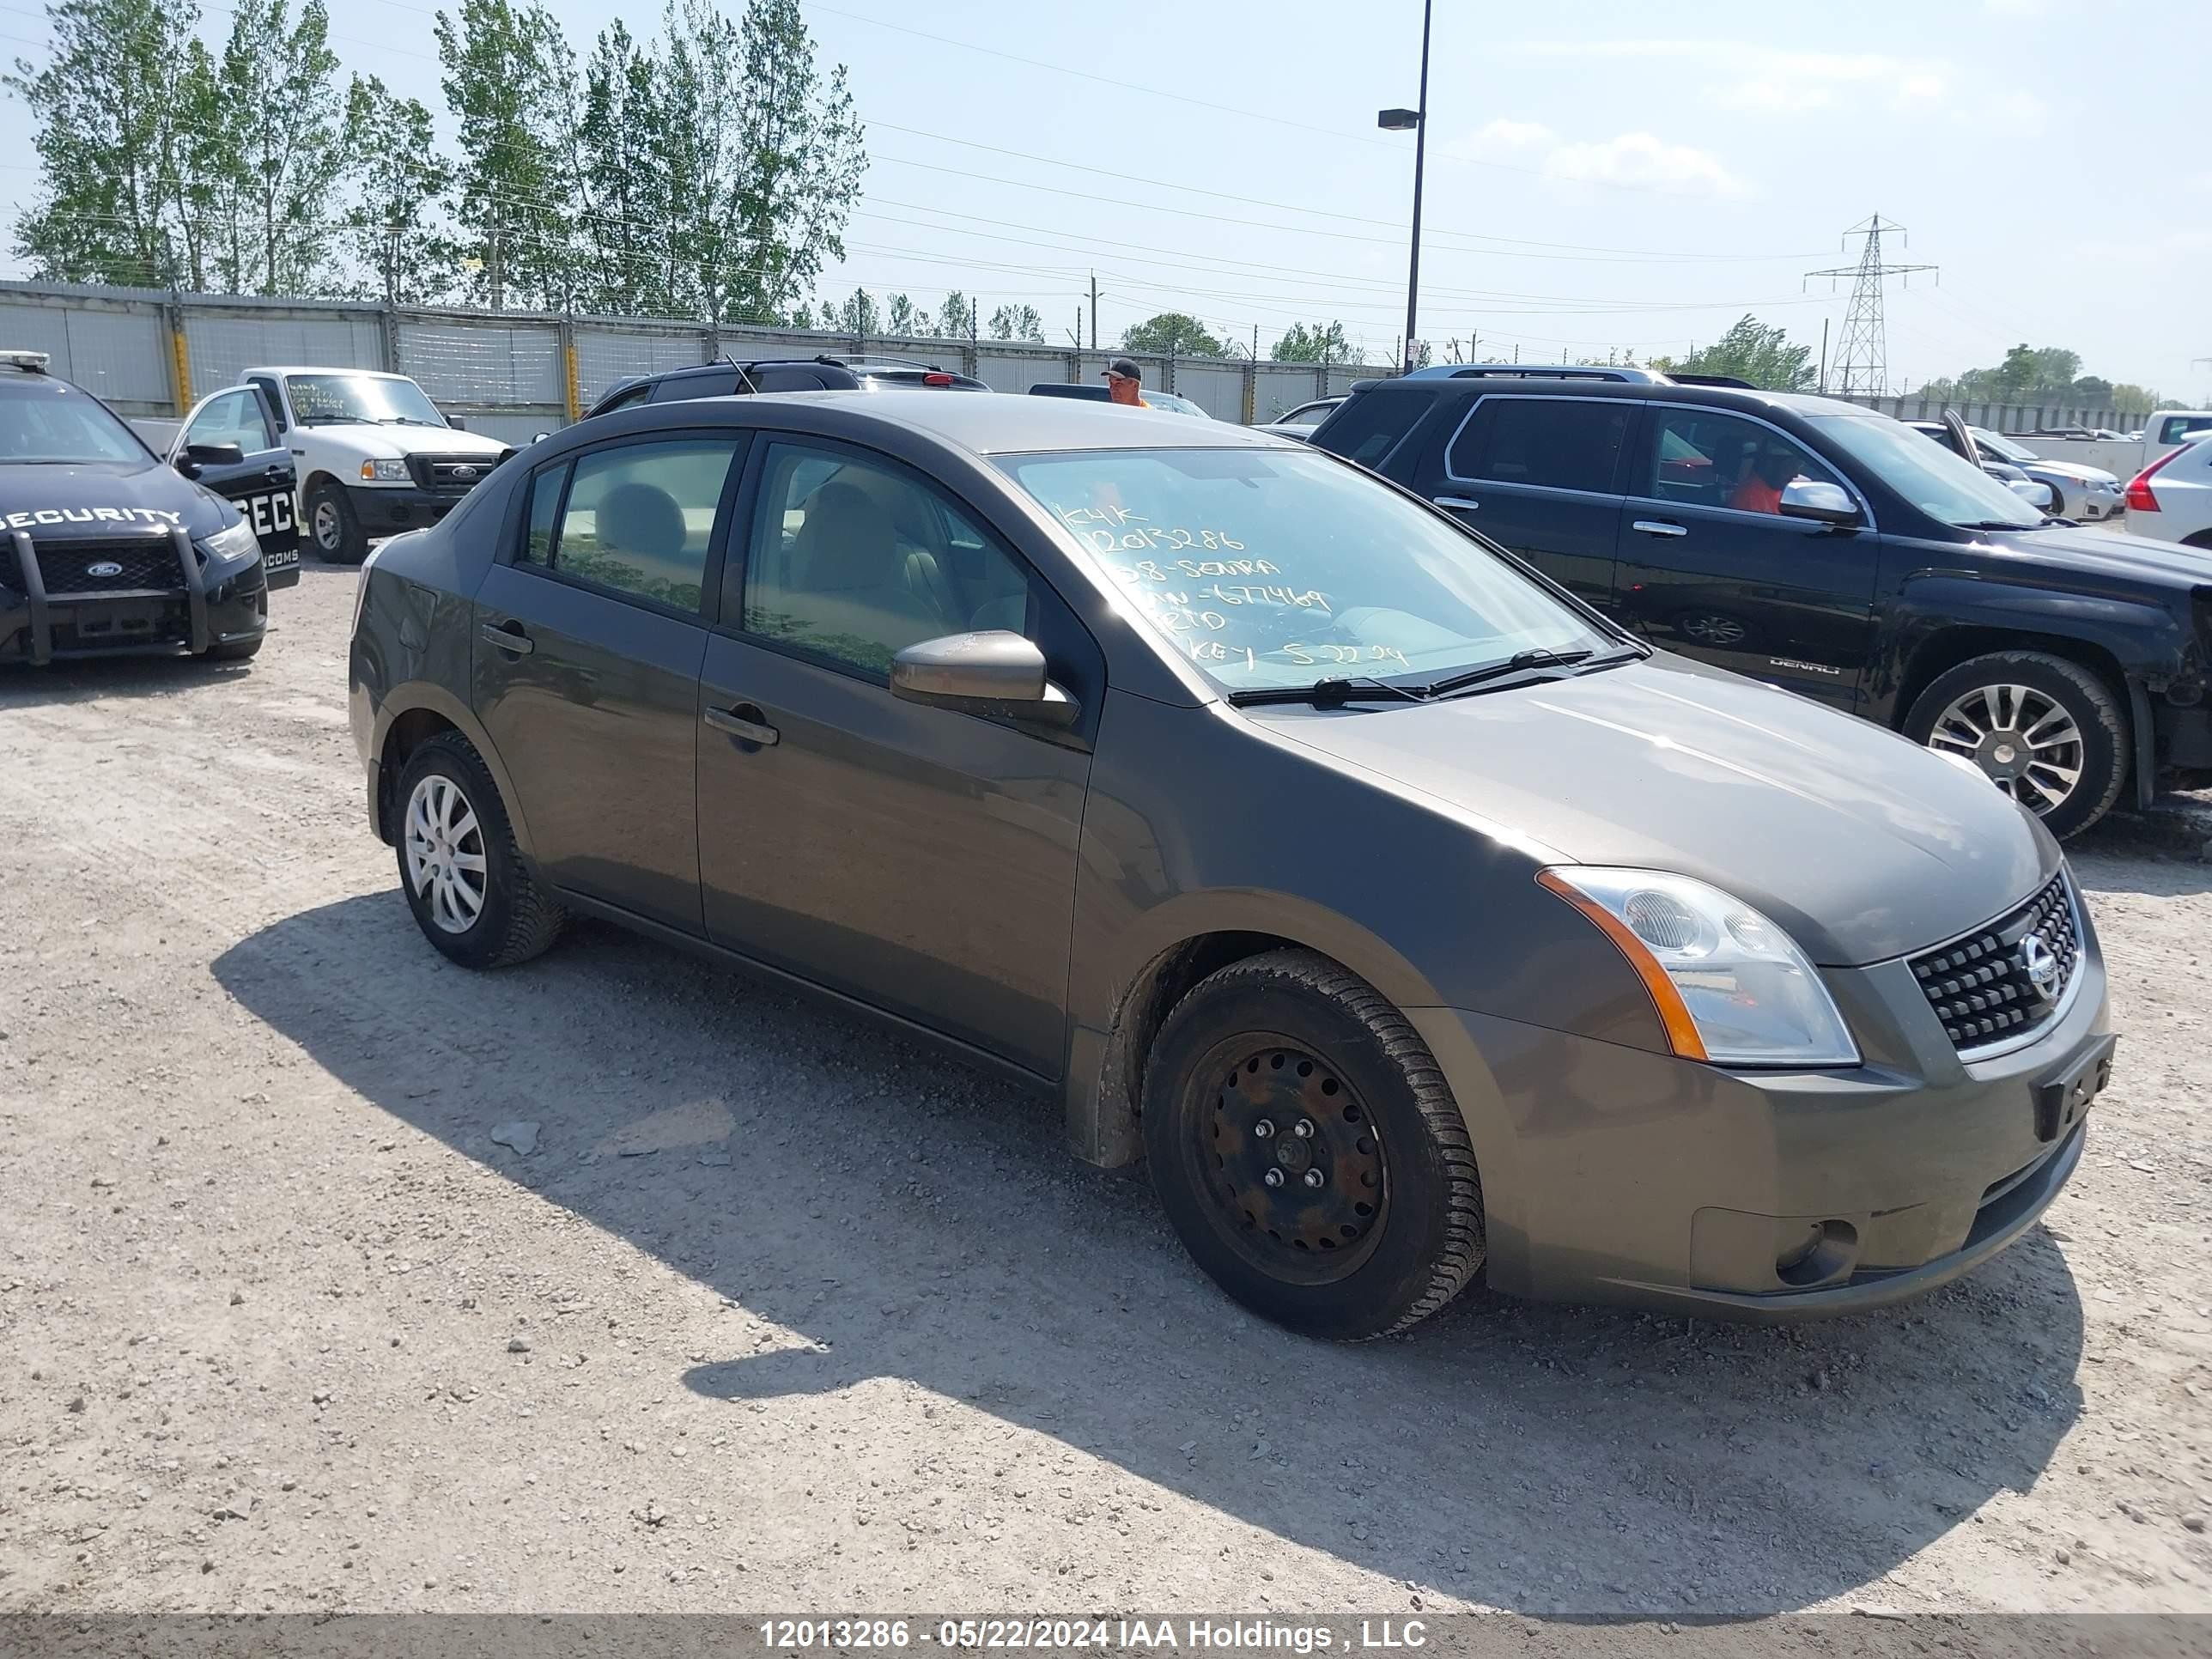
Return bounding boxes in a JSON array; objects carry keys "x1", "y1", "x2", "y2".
[
  {"x1": 0, "y1": 653, "x2": 260, "y2": 705},
  {"x1": 215, "y1": 893, "x2": 2087, "y2": 1616}
]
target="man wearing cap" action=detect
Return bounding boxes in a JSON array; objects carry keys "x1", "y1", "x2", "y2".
[{"x1": 1103, "y1": 357, "x2": 1148, "y2": 408}]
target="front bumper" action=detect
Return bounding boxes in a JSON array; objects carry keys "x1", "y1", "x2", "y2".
[
  {"x1": 2071, "y1": 486, "x2": 2125, "y2": 523},
  {"x1": 2, "y1": 529, "x2": 268, "y2": 665},
  {"x1": 1409, "y1": 910, "x2": 2112, "y2": 1317},
  {"x1": 347, "y1": 483, "x2": 471, "y2": 536}
]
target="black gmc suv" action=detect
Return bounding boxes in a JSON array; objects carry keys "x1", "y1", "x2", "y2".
[
  {"x1": 1310, "y1": 374, "x2": 2212, "y2": 837},
  {"x1": 586, "y1": 355, "x2": 988, "y2": 418}
]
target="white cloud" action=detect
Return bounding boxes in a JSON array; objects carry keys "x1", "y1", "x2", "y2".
[
  {"x1": 1444, "y1": 118, "x2": 1746, "y2": 198},
  {"x1": 1510, "y1": 39, "x2": 1950, "y2": 116}
]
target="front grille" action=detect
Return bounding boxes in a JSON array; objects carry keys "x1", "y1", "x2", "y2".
[
  {"x1": 407, "y1": 453, "x2": 498, "y2": 495},
  {"x1": 35, "y1": 537, "x2": 185, "y2": 595},
  {"x1": 1909, "y1": 872, "x2": 2082, "y2": 1054}
]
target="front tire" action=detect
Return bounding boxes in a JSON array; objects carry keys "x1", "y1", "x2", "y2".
[
  {"x1": 307, "y1": 481, "x2": 367, "y2": 565},
  {"x1": 1904, "y1": 650, "x2": 2127, "y2": 839},
  {"x1": 207, "y1": 635, "x2": 264, "y2": 662},
  {"x1": 1142, "y1": 949, "x2": 1485, "y2": 1340},
  {"x1": 393, "y1": 732, "x2": 564, "y2": 969}
]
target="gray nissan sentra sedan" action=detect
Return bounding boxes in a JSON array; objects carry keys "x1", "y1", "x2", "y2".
[{"x1": 349, "y1": 392, "x2": 2116, "y2": 1339}]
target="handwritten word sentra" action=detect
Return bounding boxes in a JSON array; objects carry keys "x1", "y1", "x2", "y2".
[{"x1": 1108, "y1": 558, "x2": 1282, "y2": 587}]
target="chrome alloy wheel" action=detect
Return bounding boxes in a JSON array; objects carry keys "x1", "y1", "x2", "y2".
[
  {"x1": 1926, "y1": 682, "x2": 2084, "y2": 815},
  {"x1": 404, "y1": 775, "x2": 489, "y2": 934}
]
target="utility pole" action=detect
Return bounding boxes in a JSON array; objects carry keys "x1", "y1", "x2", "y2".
[
  {"x1": 1818, "y1": 318, "x2": 1830, "y2": 394},
  {"x1": 489, "y1": 204, "x2": 504, "y2": 312},
  {"x1": 1804, "y1": 215, "x2": 1936, "y2": 398},
  {"x1": 1089, "y1": 272, "x2": 1098, "y2": 351},
  {"x1": 1376, "y1": 0, "x2": 1432, "y2": 378}
]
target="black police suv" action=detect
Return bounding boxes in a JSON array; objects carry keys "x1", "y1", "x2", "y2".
[
  {"x1": 1311, "y1": 372, "x2": 2212, "y2": 837},
  {"x1": 2, "y1": 350, "x2": 295, "y2": 665},
  {"x1": 585, "y1": 355, "x2": 988, "y2": 419}
]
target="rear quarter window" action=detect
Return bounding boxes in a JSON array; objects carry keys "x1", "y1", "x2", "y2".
[{"x1": 1311, "y1": 390, "x2": 1426, "y2": 471}]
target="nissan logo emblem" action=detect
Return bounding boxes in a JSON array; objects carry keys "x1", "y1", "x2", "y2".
[
  {"x1": 2021, "y1": 931, "x2": 2061, "y2": 998},
  {"x1": 85, "y1": 561, "x2": 124, "y2": 579}
]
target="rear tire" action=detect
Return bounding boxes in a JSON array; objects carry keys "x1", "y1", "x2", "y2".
[
  {"x1": 307, "y1": 481, "x2": 367, "y2": 565},
  {"x1": 1903, "y1": 650, "x2": 2127, "y2": 839},
  {"x1": 392, "y1": 732, "x2": 564, "y2": 969},
  {"x1": 1142, "y1": 949, "x2": 1485, "y2": 1340}
]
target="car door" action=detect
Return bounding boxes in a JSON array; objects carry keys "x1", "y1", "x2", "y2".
[
  {"x1": 1416, "y1": 392, "x2": 1631, "y2": 611},
  {"x1": 471, "y1": 432, "x2": 748, "y2": 932},
  {"x1": 1613, "y1": 404, "x2": 1878, "y2": 711},
  {"x1": 171, "y1": 386, "x2": 301, "y2": 576},
  {"x1": 696, "y1": 435, "x2": 1100, "y2": 1079}
]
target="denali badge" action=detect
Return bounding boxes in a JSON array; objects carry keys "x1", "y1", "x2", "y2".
[
  {"x1": 85, "y1": 561, "x2": 124, "y2": 579},
  {"x1": 2021, "y1": 931, "x2": 2061, "y2": 997}
]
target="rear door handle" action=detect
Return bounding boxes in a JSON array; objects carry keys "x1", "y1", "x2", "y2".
[
  {"x1": 481, "y1": 621, "x2": 534, "y2": 655},
  {"x1": 1433, "y1": 495, "x2": 1480, "y2": 512},
  {"x1": 703, "y1": 704, "x2": 779, "y2": 746},
  {"x1": 1632, "y1": 520, "x2": 1688, "y2": 538}
]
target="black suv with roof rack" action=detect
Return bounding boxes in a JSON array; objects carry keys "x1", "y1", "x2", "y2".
[
  {"x1": 586, "y1": 354, "x2": 988, "y2": 419},
  {"x1": 2, "y1": 349, "x2": 292, "y2": 666},
  {"x1": 1310, "y1": 369, "x2": 2212, "y2": 838}
]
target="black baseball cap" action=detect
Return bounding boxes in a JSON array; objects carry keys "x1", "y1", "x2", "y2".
[{"x1": 1102, "y1": 357, "x2": 1141, "y2": 381}]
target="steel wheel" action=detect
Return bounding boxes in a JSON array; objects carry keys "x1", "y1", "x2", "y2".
[
  {"x1": 1198, "y1": 1036, "x2": 1388, "y2": 1285},
  {"x1": 313, "y1": 497, "x2": 344, "y2": 554},
  {"x1": 404, "y1": 774, "x2": 489, "y2": 935},
  {"x1": 1925, "y1": 682, "x2": 2085, "y2": 815}
]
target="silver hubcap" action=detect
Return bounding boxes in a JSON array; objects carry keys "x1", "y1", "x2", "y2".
[
  {"x1": 313, "y1": 500, "x2": 342, "y2": 551},
  {"x1": 404, "y1": 775, "x2": 488, "y2": 934},
  {"x1": 1927, "y1": 683, "x2": 2085, "y2": 814}
]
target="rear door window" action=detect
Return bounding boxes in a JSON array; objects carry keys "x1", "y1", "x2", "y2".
[
  {"x1": 653, "y1": 370, "x2": 739, "y2": 402},
  {"x1": 1445, "y1": 397, "x2": 1629, "y2": 494},
  {"x1": 525, "y1": 438, "x2": 744, "y2": 614}
]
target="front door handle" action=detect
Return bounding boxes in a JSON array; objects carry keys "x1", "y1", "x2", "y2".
[
  {"x1": 1433, "y1": 495, "x2": 1480, "y2": 512},
  {"x1": 703, "y1": 704, "x2": 779, "y2": 746},
  {"x1": 1632, "y1": 519, "x2": 1688, "y2": 538},
  {"x1": 481, "y1": 621, "x2": 534, "y2": 655},
  {"x1": 264, "y1": 465, "x2": 290, "y2": 481}
]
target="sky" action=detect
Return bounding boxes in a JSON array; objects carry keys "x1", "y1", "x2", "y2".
[{"x1": 3, "y1": 0, "x2": 2207, "y2": 399}]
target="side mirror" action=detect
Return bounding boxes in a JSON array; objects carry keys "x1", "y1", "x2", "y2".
[
  {"x1": 890, "y1": 630, "x2": 1080, "y2": 727},
  {"x1": 447, "y1": 416, "x2": 467, "y2": 432},
  {"x1": 175, "y1": 441, "x2": 245, "y2": 477},
  {"x1": 1777, "y1": 478, "x2": 1861, "y2": 526},
  {"x1": 2008, "y1": 479, "x2": 2056, "y2": 509}
]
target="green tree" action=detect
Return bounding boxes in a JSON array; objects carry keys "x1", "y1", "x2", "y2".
[
  {"x1": 6, "y1": 0, "x2": 213, "y2": 286},
  {"x1": 824, "y1": 287, "x2": 881, "y2": 333},
  {"x1": 341, "y1": 76, "x2": 463, "y2": 304},
  {"x1": 1122, "y1": 312, "x2": 1223, "y2": 357},
  {"x1": 574, "y1": 20, "x2": 670, "y2": 313},
  {"x1": 1272, "y1": 320, "x2": 1353, "y2": 365},
  {"x1": 1650, "y1": 314, "x2": 1814, "y2": 392},
  {"x1": 207, "y1": 0, "x2": 348, "y2": 294},
  {"x1": 988, "y1": 303, "x2": 1042, "y2": 342},
  {"x1": 434, "y1": 0, "x2": 577, "y2": 309},
  {"x1": 884, "y1": 292, "x2": 919, "y2": 335},
  {"x1": 933, "y1": 290, "x2": 974, "y2": 338}
]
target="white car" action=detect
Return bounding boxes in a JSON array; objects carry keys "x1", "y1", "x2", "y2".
[
  {"x1": 1255, "y1": 396, "x2": 1344, "y2": 441},
  {"x1": 2123, "y1": 433, "x2": 2212, "y2": 548},
  {"x1": 2145, "y1": 410, "x2": 2212, "y2": 465},
  {"x1": 1907, "y1": 421, "x2": 2126, "y2": 523},
  {"x1": 228, "y1": 367, "x2": 513, "y2": 562}
]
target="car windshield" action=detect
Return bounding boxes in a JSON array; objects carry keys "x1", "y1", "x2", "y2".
[
  {"x1": 1969, "y1": 426, "x2": 2036, "y2": 464},
  {"x1": 1811, "y1": 413, "x2": 2043, "y2": 528},
  {"x1": 0, "y1": 379, "x2": 149, "y2": 463},
  {"x1": 999, "y1": 446, "x2": 1613, "y2": 691},
  {"x1": 285, "y1": 374, "x2": 447, "y2": 427}
]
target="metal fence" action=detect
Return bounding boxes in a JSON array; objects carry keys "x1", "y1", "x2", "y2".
[{"x1": 0, "y1": 281, "x2": 1380, "y2": 442}]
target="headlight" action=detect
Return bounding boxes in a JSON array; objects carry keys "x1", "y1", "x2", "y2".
[
  {"x1": 360, "y1": 459, "x2": 410, "y2": 482},
  {"x1": 1538, "y1": 867, "x2": 1860, "y2": 1067},
  {"x1": 199, "y1": 518, "x2": 259, "y2": 564}
]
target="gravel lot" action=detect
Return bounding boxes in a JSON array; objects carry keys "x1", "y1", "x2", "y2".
[{"x1": 2, "y1": 561, "x2": 2209, "y2": 1619}]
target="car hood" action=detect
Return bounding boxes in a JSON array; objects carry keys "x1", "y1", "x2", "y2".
[
  {"x1": 307, "y1": 423, "x2": 509, "y2": 460},
  {"x1": 1984, "y1": 520, "x2": 2212, "y2": 582},
  {"x1": 2026, "y1": 459, "x2": 2119, "y2": 485},
  {"x1": 1250, "y1": 653, "x2": 2054, "y2": 966},
  {"x1": 0, "y1": 458, "x2": 231, "y2": 539}
]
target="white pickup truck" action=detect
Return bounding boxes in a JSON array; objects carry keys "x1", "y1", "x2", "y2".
[{"x1": 198, "y1": 367, "x2": 513, "y2": 563}]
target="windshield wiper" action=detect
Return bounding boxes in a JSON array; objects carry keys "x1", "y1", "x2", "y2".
[
  {"x1": 1959, "y1": 518, "x2": 2050, "y2": 531},
  {"x1": 387, "y1": 416, "x2": 445, "y2": 427},
  {"x1": 1425, "y1": 644, "x2": 1646, "y2": 700},
  {"x1": 1227, "y1": 675, "x2": 1433, "y2": 708}
]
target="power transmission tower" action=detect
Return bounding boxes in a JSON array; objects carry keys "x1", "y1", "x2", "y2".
[{"x1": 1803, "y1": 215, "x2": 1936, "y2": 398}]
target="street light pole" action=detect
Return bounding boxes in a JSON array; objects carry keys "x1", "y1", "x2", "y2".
[{"x1": 1379, "y1": 0, "x2": 1433, "y2": 377}]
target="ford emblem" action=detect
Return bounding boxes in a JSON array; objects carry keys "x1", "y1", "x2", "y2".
[
  {"x1": 2021, "y1": 931, "x2": 2061, "y2": 998},
  {"x1": 85, "y1": 560, "x2": 124, "y2": 579},
  {"x1": 451, "y1": 465, "x2": 478, "y2": 481}
]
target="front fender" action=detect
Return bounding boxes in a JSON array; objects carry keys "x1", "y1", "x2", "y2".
[{"x1": 1877, "y1": 573, "x2": 2190, "y2": 712}]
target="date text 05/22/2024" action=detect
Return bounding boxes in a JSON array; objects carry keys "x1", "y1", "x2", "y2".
[{"x1": 754, "y1": 1620, "x2": 1432, "y2": 1651}]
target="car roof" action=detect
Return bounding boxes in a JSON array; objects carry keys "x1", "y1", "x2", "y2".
[
  {"x1": 243, "y1": 365, "x2": 408, "y2": 379},
  {"x1": 1348, "y1": 375, "x2": 1873, "y2": 420},
  {"x1": 616, "y1": 388, "x2": 1293, "y2": 455}
]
